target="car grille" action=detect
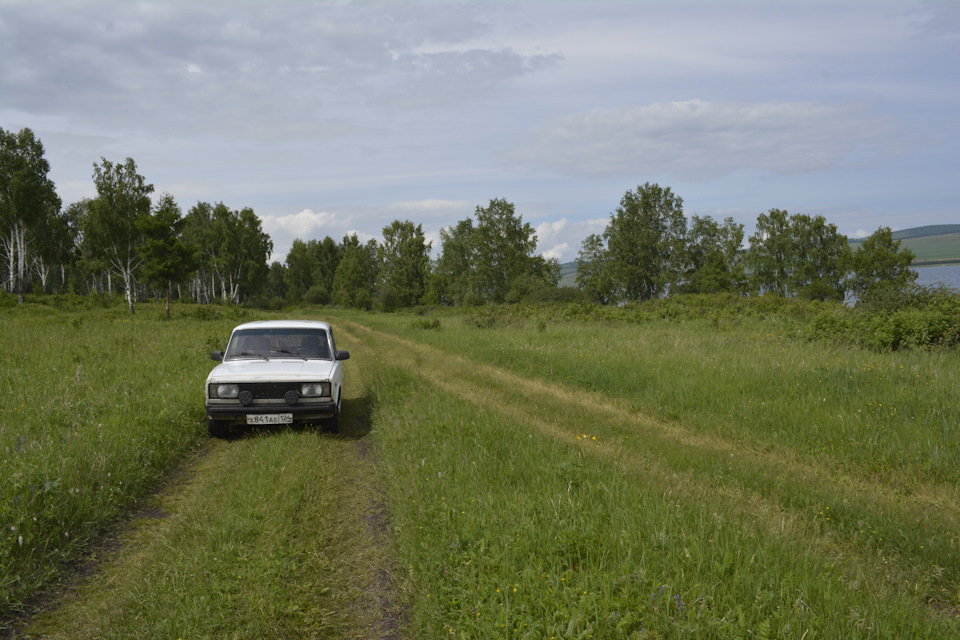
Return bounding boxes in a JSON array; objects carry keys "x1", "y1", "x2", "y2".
[{"x1": 239, "y1": 382, "x2": 300, "y2": 400}]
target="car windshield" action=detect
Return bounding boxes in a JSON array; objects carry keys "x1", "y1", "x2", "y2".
[{"x1": 225, "y1": 328, "x2": 332, "y2": 360}]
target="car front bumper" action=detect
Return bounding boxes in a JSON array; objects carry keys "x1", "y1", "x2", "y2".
[{"x1": 205, "y1": 401, "x2": 338, "y2": 425}]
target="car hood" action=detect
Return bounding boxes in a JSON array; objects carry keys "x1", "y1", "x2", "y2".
[{"x1": 206, "y1": 358, "x2": 337, "y2": 383}]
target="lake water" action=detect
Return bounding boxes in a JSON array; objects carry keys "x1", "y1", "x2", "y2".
[{"x1": 912, "y1": 264, "x2": 960, "y2": 289}]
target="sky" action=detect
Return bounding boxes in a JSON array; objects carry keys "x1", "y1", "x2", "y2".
[{"x1": 1, "y1": 0, "x2": 958, "y2": 264}]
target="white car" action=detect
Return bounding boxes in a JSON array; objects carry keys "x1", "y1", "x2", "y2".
[{"x1": 204, "y1": 320, "x2": 349, "y2": 437}]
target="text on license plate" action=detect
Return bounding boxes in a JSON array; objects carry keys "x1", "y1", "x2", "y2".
[{"x1": 247, "y1": 413, "x2": 293, "y2": 425}]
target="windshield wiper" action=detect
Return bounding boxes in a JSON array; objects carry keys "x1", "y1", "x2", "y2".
[{"x1": 237, "y1": 351, "x2": 269, "y2": 360}]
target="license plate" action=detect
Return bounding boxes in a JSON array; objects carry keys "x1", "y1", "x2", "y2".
[{"x1": 246, "y1": 413, "x2": 293, "y2": 425}]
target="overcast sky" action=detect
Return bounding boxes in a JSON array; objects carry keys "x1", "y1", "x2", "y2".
[{"x1": 2, "y1": 0, "x2": 957, "y2": 263}]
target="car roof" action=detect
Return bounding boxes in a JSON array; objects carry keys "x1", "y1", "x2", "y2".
[{"x1": 230, "y1": 320, "x2": 333, "y2": 332}]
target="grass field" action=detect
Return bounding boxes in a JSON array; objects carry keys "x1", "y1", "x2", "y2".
[
  {"x1": 901, "y1": 232, "x2": 960, "y2": 263},
  {"x1": 334, "y1": 308, "x2": 959, "y2": 638},
  {"x1": 3, "y1": 300, "x2": 959, "y2": 638}
]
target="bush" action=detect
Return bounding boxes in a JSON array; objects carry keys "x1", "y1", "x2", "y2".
[
  {"x1": 303, "y1": 284, "x2": 330, "y2": 306},
  {"x1": 809, "y1": 285, "x2": 960, "y2": 351},
  {"x1": 411, "y1": 317, "x2": 441, "y2": 330},
  {"x1": 354, "y1": 289, "x2": 374, "y2": 311},
  {"x1": 375, "y1": 286, "x2": 399, "y2": 312},
  {"x1": 184, "y1": 305, "x2": 224, "y2": 321}
]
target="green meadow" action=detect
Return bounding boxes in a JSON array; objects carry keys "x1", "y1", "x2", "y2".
[{"x1": 2, "y1": 299, "x2": 959, "y2": 638}]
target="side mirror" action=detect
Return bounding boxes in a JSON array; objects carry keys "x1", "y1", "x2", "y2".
[
  {"x1": 210, "y1": 351, "x2": 224, "y2": 362},
  {"x1": 335, "y1": 350, "x2": 350, "y2": 361}
]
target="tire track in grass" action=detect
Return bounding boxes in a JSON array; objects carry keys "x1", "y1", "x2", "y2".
[
  {"x1": 339, "y1": 319, "x2": 958, "y2": 520},
  {"x1": 338, "y1": 318, "x2": 960, "y2": 614},
  {"x1": 16, "y1": 357, "x2": 403, "y2": 639}
]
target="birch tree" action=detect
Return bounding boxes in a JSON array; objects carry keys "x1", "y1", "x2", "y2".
[
  {"x1": 0, "y1": 127, "x2": 61, "y2": 302},
  {"x1": 86, "y1": 157, "x2": 154, "y2": 314}
]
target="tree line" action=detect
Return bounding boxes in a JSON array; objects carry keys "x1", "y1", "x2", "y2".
[
  {"x1": 2, "y1": 126, "x2": 917, "y2": 314},
  {"x1": 576, "y1": 182, "x2": 917, "y2": 305}
]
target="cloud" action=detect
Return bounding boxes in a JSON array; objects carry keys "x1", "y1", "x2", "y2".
[
  {"x1": 532, "y1": 217, "x2": 610, "y2": 263},
  {"x1": 343, "y1": 229, "x2": 377, "y2": 244},
  {"x1": 541, "y1": 243, "x2": 569, "y2": 261},
  {"x1": 508, "y1": 100, "x2": 904, "y2": 181},
  {"x1": 0, "y1": 1, "x2": 559, "y2": 143},
  {"x1": 389, "y1": 199, "x2": 473, "y2": 220},
  {"x1": 536, "y1": 218, "x2": 569, "y2": 237},
  {"x1": 261, "y1": 209, "x2": 343, "y2": 238}
]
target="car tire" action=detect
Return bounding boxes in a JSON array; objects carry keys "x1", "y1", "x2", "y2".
[
  {"x1": 325, "y1": 393, "x2": 342, "y2": 434},
  {"x1": 207, "y1": 419, "x2": 229, "y2": 438}
]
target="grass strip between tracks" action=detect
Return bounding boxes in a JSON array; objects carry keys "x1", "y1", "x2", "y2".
[{"x1": 338, "y1": 314, "x2": 959, "y2": 639}]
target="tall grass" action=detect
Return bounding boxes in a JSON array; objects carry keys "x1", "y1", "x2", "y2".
[
  {"x1": 331, "y1": 306, "x2": 960, "y2": 637},
  {"x1": 0, "y1": 303, "x2": 241, "y2": 621},
  {"x1": 348, "y1": 306, "x2": 960, "y2": 486}
]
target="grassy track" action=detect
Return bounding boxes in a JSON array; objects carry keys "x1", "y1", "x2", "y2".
[
  {"x1": 330, "y1": 310, "x2": 960, "y2": 638},
  {"x1": 5, "y1": 303, "x2": 960, "y2": 637},
  {"x1": 16, "y1": 318, "x2": 401, "y2": 639}
]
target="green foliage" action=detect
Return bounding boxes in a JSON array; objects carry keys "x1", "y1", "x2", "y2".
[
  {"x1": 429, "y1": 218, "x2": 477, "y2": 305},
  {"x1": 0, "y1": 127, "x2": 62, "y2": 303},
  {"x1": 303, "y1": 283, "x2": 330, "y2": 305},
  {"x1": 747, "y1": 210, "x2": 850, "y2": 301},
  {"x1": 615, "y1": 182, "x2": 687, "y2": 300},
  {"x1": 587, "y1": 182, "x2": 687, "y2": 303},
  {"x1": 332, "y1": 234, "x2": 378, "y2": 309},
  {"x1": 575, "y1": 233, "x2": 616, "y2": 304},
  {"x1": 378, "y1": 219, "x2": 431, "y2": 307},
  {"x1": 788, "y1": 213, "x2": 850, "y2": 301},
  {"x1": 136, "y1": 193, "x2": 197, "y2": 318},
  {"x1": 410, "y1": 317, "x2": 442, "y2": 330},
  {"x1": 181, "y1": 201, "x2": 273, "y2": 305},
  {"x1": 848, "y1": 226, "x2": 917, "y2": 300},
  {"x1": 676, "y1": 215, "x2": 747, "y2": 295},
  {"x1": 264, "y1": 260, "x2": 289, "y2": 303},
  {"x1": 473, "y1": 198, "x2": 554, "y2": 302},
  {"x1": 283, "y1": 236, "x2": 340, "y2": 304},
  {"x1": 86, "y1": 157, "x2": 154, "y2": 314},
  {"x1": 745, "y1": 208, "x2": 792, "y2": 296},
  {"x1": 432, "y1": 199, "x2": 557, "y2": 305},
  {"x1": 810, "y1": 285, "x2": 960, "y2": 351}
]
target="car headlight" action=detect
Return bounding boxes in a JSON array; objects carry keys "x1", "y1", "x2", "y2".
[
  {"x1": 301, "y1": 382, "x2": 331, "y2": 397},
  {"x1": 211, "y1": 383, "x2": 238, "y2": 399}
]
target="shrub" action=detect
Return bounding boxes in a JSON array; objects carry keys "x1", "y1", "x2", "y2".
[
  {"x1": 809, "y1": 285, "x2": 960, "y2": 351},
  {"x1": 303, "y1": 284, "x2": 330, "y2": 306},
  {"x1": 411, "y1": 317, "x2": 441, "y2": 330}
]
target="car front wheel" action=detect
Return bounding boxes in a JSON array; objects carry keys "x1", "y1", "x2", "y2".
[
  {"x1": 325, "y1": 393, "x2": 341, "y2": 434},
  {"x1": 207, "y1": 418, "x2": 229, "y2": 438}
]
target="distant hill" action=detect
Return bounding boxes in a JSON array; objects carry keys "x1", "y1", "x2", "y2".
[
  {"x1": 874, "y1": 225, "x2": 960, "y2": 241},
  {"x1": 556, "y1": 225, "x2": 960, "y2": 286},
  {"x1": 850, "y1": 225, "x2": 960, "y2": 264}
]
